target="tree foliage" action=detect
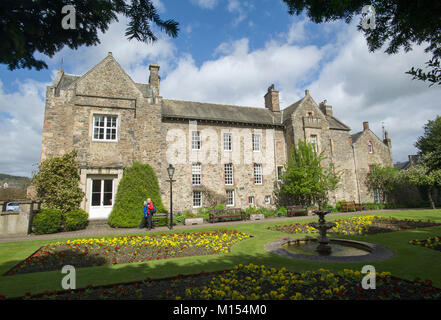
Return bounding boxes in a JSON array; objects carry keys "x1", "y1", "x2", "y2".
[
  {"x1": 283, "y1": 0, "x2": 441, "y2": 85},
  {"x1": 365, "y1": 164, "x2": 400, "y2": 203},
  {"x1": 274, "y1": 140, "x2": 340, "y2": 207},
  {"x1": 1, "y1": 0, "x2": 179, "y2": 70},
  {"x1": 415, "y1": 116, "x2": 441, "y2": 171},
  {"x1": 401, "y1": 158, "x2": 441, "y2": 209},
  {"x1": 108, "y1": 161, "x2": 166, "y2": 228},
  {"x1": 31, "y1": 151, "x2": 84, "y2": 213}
]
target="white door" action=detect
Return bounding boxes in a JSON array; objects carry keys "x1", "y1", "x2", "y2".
[{"x1": 89, "y1": 179, "x2": 114, "y2": 219}]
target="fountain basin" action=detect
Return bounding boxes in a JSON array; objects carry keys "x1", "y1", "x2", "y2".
[{"x1": 266, "y1": 238, "x2": 394, "y2": 263}]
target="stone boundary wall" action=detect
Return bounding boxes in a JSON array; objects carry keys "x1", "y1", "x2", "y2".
[{"x1": 0, "y1": 200, "x2": 41, "y2": 235}]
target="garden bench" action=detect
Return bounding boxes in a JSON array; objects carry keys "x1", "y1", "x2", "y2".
[
  {"x1": 209, "y1": 208, "x2": 245, "y2": 223},
  {"x1": 152, "y1": 212, "x2": 169, "y2": 227},
  {"x1": 340, "y1": 201, "x2": 363, "y2": 212},
  {"x1": 286, "y1": 205, "x2": 307, "y2": 217}
]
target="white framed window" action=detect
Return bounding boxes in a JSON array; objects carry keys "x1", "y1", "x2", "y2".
[
  {"x1": 254, "y1": 163, "x2": 263, "y2": 184},
  {"x1": 277, "y1": 166, "x2": 283, "y2": 181},
  {"x1": 265, "y1": 195, "x2": 271, "y2": 204},
  {"x1": 368, "y1": 141, "x2": 374, "y2": 153},
  {"x1": 310, "y1": 135, "x2": 318, "y2": 152},
  {"x1": 192, "y1": 131, "x2": 201, "y2": 150},
  {"x1": 223, "y1": 132, "x2": 232, "y2": 151},
  {"x1": 373, "y1": 188, "x2": 380, "y2": 204},
  {"x1": 192, "y1": 163, "x2": 201, "y2": 186},
  {"x1": 193, "y1": 191, "x2": 202, "y2": 208},
  {"x1": 248, "y1": 196, "x2": 254, "y2": 206},
  {"x1": 224, "y1": 163, "x2": 234, "y2": 185},
  {"x1": 226, "y1": 190, "x2": 234, "y2": 206},
  {"x1": 93, "y1": 115, "x2": 118, "y2": 141},
  {"x1": 252, "y1": 134, "x2": 261, "y2": 152}
]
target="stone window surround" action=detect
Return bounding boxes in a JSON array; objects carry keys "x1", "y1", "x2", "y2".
[
  {"x1": 193, "y1": 190, "x2": 202, "y2": 208},
  {"x1": 191, "y1": 131, "x2": 201, "y2": 150},
  {"x1": 224, "y1": 163, "x2": 234, "y2": 185},
  {"x1": 226, "y1": 189, "x2": 235, "y2": 206},
  {"x1": 265, "y1": 195, "x2": 271, "y2": 204},
  {"x1": 368, "y1": 140, "x2": 374, "y2": 153},
  {"x1": 223, "y1": 132, "x2": 232, "y2": 152},
  {"x1": 91, "y1": 113, "x2": 119, "y2": 142},
  {"x1": 277, "y1": 165, "x2": 283, "y2": 181},
  {"x1": 79, "y1": 167, "x2": 123, "y2": 213},
  {"x1": 192, "y1": 163, "x2": 202, "y2": 186},
  {"x1": 252, "y1": 133, "x2": 261, "y2": 152},
  {"x1": 254, "y1": 163, "x2": 263, "y2": 185}
]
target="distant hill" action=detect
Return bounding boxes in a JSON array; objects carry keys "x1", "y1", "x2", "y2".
[{"x1": 0, "y1": 173, "x2": 31, "y2": 189}]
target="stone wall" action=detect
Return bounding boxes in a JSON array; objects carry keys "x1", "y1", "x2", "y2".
[
  {"x1": 0, "y1": 200, "x2": 41, "y2": 235},
  {"x1": 161, "y1": 119, "x2": 286, "y2": 212}
]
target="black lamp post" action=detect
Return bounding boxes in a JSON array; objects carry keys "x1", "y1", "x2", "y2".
[{"x1": 167, "y1": 164, "x2": 176, "y2": 230}]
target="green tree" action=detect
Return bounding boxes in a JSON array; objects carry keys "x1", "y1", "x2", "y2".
[
  {"x1": 401, "y1": 158, "x2": 441, "y2": 209},
  {"x1": 1, "y1": 0, "x2": 179, "y2": 70},
  {"x1": 415, "y1": 116, "x2": 441, "y2": 170},
  {"x1": 274, "y1": 140, "x2": 340, "y2": 207},
  {"x1": 365, "y1": 164, "x2": 400, "y2": 203},
  {"x1": 108, "y1": 161, "x2": 166, "y2": 228},
  {"x1": 283, "y1": 0, "x2": 441, "y2": 85},
  {"x1": 31, "y1": 151, "x2": 84, "y2": 213}
]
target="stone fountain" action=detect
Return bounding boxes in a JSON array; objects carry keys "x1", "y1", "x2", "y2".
[{"x1": 308, "y1": 208, "x2": 336, "y2": 255}]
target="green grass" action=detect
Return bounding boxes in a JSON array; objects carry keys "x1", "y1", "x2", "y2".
[{"x1": 1, "y1": 209, "x2": 441, "y2": 298}]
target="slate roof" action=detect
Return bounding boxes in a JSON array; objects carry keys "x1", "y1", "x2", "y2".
[
  {"x1": 57, "y1": 73, "x2": 350, "y2": 130},
  {"x1": 161, "y1": 99, "x2": 283, "y2": 126}
]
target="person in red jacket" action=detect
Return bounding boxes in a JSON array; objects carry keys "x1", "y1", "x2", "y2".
[
  {"x1": 145, "y1": 198, "x2": 154, "y2": 230},
  {"x1": 139, "y1": 198, "x2": 154, "y2": 230}
]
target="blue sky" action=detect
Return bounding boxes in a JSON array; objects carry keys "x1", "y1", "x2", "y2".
[{"x1": 0, "y1": 0, "x2": 440, "y2": 177}]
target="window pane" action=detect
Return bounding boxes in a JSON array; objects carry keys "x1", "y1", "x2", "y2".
[{"x1": 92, "y1": 180, "x2": 101, "y2": 193}]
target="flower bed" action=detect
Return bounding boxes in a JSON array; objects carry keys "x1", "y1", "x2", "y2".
[
  {"x1": 410, "y1": 236, "x2": 441, "y2": 251},
  {"x1": 9, "y1": 264, "x2": 441, "y2": 300},
  {"x1": 5, "y1": 230, "x2": 250, "y2": 276},
  {"x1": 269, "y1": 216, "x2": 440, "y2": 236}
]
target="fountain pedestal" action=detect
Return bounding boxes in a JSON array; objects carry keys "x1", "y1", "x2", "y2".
[{"x1": 308, "y1": 211, "x2": 336, "y2": 255}]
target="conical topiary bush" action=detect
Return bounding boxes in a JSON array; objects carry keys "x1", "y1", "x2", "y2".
[{"x1": 108, "y1": 162, "x2": 166, "y2": 227}]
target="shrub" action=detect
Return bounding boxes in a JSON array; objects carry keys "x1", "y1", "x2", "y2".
[
  {"x1": 183, "y1": 210, "x2": 196, "y2": 218},
  {"x1": 108, "y1": 162, "x2": 166, "y2": 228},
  {"x1": 215, "y1": 204, "x2": 226, "y2": 210},
  {"x1": 31, "y1": 151, "x2": 84, "y2": 213},
  {"x1": 276, "y1": 206, "x2": 287, "y2": 216},
  {"x1": 32, "y1": 208, "x2": 62, "y2": 234},
  {"x1": 64, "y1": 209, "x2": 88, "y2": 231},
  {"x1": 173, "y1": 213, "x2": 185, "y2": 225}
]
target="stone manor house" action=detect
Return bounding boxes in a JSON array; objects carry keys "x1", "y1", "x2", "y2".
[{"x1": 40, "y1": 53, "x2": 393, "y2": 219}]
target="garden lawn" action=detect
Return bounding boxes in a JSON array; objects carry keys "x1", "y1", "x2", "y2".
[{"x1": 1, "y1": 209, "x2": 441, "y2": 298}]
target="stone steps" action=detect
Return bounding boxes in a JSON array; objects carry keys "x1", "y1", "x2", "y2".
[{"x1": 86, "y1": 219, "x2": 111, "y2": 229}]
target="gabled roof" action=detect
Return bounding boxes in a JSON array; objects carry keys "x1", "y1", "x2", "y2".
[{"x1": 161, "y1": 99, "x2": 283, "y2": 126}]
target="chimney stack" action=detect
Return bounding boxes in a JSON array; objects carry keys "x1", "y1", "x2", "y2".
[
  {"x1": 319, "y1": 100, "x2": 333, "y2": 117},
  {"x1": 149, "y1": 63, "x2": 160, "y2": 96},
  {"x1": 264, "y1": 84, "x2": 280, "y2": 112},
  {"x1": 383, "y1": 130, "x2": 392, "y2": 148},
  {"x1": 363, "y1": 121, "x2": 369, "y2": 131}
]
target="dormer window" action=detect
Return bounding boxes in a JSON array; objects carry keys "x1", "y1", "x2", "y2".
[
  {"x1": 368, "y1": 141, "x2": 374, "y2": 154},
  {"x1": 307, "y1": 112, "x2": 313, "y2": 118}
]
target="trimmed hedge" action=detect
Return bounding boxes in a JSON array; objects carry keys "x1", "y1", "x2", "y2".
[
  {"x1": 108, "y1": 162, "x2": 166, "y2": 228},
  {"x1": 33, "y1": 208, "x2": 62, "y2": 234},
  {"x1": 64, "y1": 209, "x2": 88, "y2": 231}
]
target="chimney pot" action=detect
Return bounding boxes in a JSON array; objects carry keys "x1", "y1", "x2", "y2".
[{"x1": 305, "y1": 89, "x2": 310, "y2": 96}]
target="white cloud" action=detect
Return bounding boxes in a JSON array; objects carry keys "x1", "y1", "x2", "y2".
[
  {"x1": 227, "y1": 0, "x2": 253, "y2": 27},
  {"x1": 306, "y1": 24, "x2": 440, "y2": 163},
  {"x1": 190, "y1": 0, "x2": 219, "y2": 9},
  {"x1": 0, "y1": 79, "x2": 48, "y2": 176},
  {"x1": 161, "y1": 38, "x2": 324, "y2": 107}
]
